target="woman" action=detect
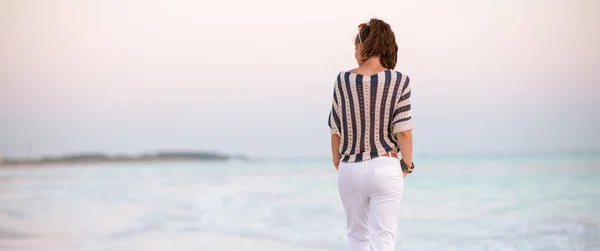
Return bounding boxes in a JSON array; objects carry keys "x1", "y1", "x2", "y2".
[{"x1": 328, "y1": 18, "x2": 414, "y2": 251}]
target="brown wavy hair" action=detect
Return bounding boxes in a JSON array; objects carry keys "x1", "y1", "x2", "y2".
[{"x1": 355, "y1": 18, "x2": 398, "y2": 69}]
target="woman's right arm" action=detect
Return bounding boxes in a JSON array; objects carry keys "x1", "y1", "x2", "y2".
[
  {"x1": 395, "y1": 130, "x2": 413, "y2": 177},
  {"x1": 392, "y1": 75, "x2": 414, "y2": 177}
]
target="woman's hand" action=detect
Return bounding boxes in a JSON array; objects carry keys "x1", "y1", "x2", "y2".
[
  {"x1": 402, "y1": 168, "x2": 408, "y2": 178},
  {"x1": 333, "y1": 158, "x2": 340, "y2": 171}
]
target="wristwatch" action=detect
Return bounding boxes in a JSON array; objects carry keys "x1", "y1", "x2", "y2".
[{"x1": 400, "y1": 159, "x2": 414, "y2": 174}]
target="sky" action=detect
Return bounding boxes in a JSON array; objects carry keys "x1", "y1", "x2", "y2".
[{"x1": 1, "y1": 0, "x2": 599, "y2": 159}]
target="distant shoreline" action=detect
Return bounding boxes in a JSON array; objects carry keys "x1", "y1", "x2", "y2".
[
  {"x1": 0, "y1": 151, "x2": 249, "y2": 167},
  {"x1": 0, "y1": 159, "x2": 241, "y2": 168},
  {"x1": 1, "y1": 150, "x2": 598, "y2": 168}
]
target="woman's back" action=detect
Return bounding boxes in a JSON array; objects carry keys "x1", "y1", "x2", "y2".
[{"x1": 328, "y1": 68, "x2": 412, "y2": 163}]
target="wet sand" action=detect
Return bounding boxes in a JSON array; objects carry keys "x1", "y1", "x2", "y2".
[{"x1": 0, "y1": 214, "x2": 328, "y2": 251}]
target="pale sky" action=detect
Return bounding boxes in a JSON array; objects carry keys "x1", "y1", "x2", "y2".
[{"x1": 1, "y1": 0, "x2": 599, "y2": 159}]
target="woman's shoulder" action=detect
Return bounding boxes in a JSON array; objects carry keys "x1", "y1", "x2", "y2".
[
  {"x1": 387, "y1": 69, "x2": 409, "y2": 81},
  {"x1": 395, "y1": 70, "x2": 410, "y2": 81}
]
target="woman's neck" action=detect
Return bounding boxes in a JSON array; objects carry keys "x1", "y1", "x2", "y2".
[{"x1": 358, "y1": 57, "x2": 387, "y2": 74}]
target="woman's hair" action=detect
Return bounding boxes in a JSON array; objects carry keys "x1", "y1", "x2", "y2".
[{"x1": 355, "y1": 18, "x2": 398, "y2": 69}]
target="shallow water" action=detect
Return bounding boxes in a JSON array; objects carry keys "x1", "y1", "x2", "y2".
[{"x1": 1, "y1": 154, "x2": 599, "y2": 250}]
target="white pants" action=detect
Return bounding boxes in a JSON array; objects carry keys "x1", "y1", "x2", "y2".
[{"x1": 337, "y1": 157, "x2": 405, "y2": 251}]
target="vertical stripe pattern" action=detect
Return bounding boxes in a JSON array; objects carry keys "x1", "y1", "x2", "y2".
[
  {"x1": 328, "y1": 69, "x2": 413, "y2": 163},
  {"x1": 369, "y1": 74, "x2": 378, "y2": 160}
]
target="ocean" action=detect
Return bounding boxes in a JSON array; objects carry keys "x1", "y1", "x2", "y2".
[{"x1": 1, "y1": 154, "x2": 599, "y2": 251}]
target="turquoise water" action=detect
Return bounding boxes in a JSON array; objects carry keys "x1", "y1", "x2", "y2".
[{"x1": 1, "y1": 154, "x2": 599, "y2": 250}]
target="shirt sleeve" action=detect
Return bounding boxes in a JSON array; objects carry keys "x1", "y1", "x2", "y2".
[
  {"x1": 328, "y1": 80, "x2": 342, "y2": 135},
  {"x1": 392, "y1": 75, "x2": 413, "y2": 133}
]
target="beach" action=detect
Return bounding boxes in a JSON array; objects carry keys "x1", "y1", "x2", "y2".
[
  {"x1": 0, "y1": 219, "x2": 329, "y2": 251},
  {"x1": 1, "y1": 154, "x2": 599, "y2": 250}
]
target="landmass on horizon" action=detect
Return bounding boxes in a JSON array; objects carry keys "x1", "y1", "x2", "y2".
[
  {"x1": 0, "y1": 151, "x2": 250, "y2": 166},
  {"x1": 1, "y1": 148, "x2": 598, "y2": 167}
]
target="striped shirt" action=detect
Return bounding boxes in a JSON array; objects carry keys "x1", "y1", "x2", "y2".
[{"x1": 328, "y1": 69, "x2": 413, "y2": 163}]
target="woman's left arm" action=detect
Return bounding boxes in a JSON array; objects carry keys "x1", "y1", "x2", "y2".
[{"x1": 328, "y1": 74, "x2": 342, "y2": 170}]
